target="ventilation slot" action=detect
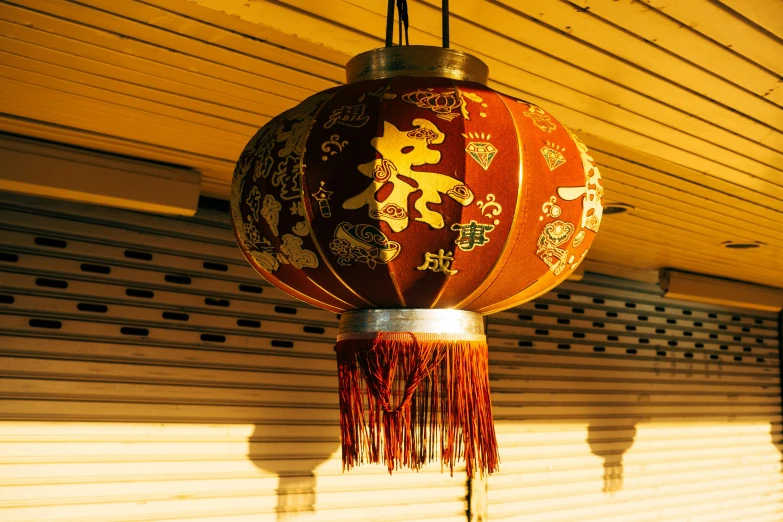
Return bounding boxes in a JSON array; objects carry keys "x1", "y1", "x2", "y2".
[
  {"x1": 205, "y1": 298, "x2": 230, "y2": 307},
  {"x1": 695, "y1": 343, "x2": 704, "y2": 348},
  {"x1": 557, "y1": 293, "x2": 571, "y2": 300},
  {"x1": 572, "y1": 307, "x2": 585, "y2": 314},
  {"x1": 667, "y1": 319, "x2": 677, "y2": 324},
  {"x1": 654, "y1": 306, "x2": 665, "y2": 312},
  {"x1": 708, "y1": 313, "x2": 718, "y2": 319},
  {"x1": 271, "y1": 340, "x2": 294, "y2": 348},
  {"x1": 734, "y1": 356, "x2": 743, "y2": 362},
  {"x1": 626, "y1": 348, "x2": 637, "y2": 355},
  {"x1": 607, "y1": 335, "x2": 619, "y2": 341},
  {"x1": 77, "y1": 303, "x2": 108, "y2": 313},
  {"x1": 719, "y1": 325, "x2": 728, "y2": 330},
  {"x1": 29, "y1": 318, "x2": 62, "y2": 329},
  {"x1": 638, "y1": 338, "x2": 650, "y2": 344},
  {"x1": 606, "y1": 312, "x2": 618, "y2": 318},
  {"x1": 683, "y1": 331, "x2": 693, "y2": 337},
  {"x1": 239, "y1": 284, "x2": 263, "y2": 294},
  {"x1": 275, "y1": 306, "x2": 297, "y2": 315},
  {"x1": 162, "y1": 311, "x2": 189, "y2": 321},
  {"x1": 743, "y1": 347, "x2": 752, "y2": 352},
  {"x1": 733, "y1": 336, "x2": 742, "y2": 341},
  {"x1": 203, "y1": 262, "x2": 228, "y2": 272},
  {"x1": 237, "y1": 319, "x2": 261, "y2": 328},
  {"x1": 126, "y1": 289, "x2": 154, "y2": 299},
  {"x1": 0, "y1": 295, "x2": 14, "y2": 304},
  {"x1": 125, "y1": 250, "x2": 153, "y2": 261},
  {"x1": 35, "y1": 237, "x2": 66, "y2": 248},
  {"x1": 668, "y1": 340, "x2": 678, "y2": 347},
  {"x1": 80, "y1": 263, "x2": 111, "y2": 274},
  {"x1": 708, "y1": 333, "x2": 718, "y2": 339},
  {"x1": 572, "y1": 332, "x2": 585, "y2": 339},
  {"x1": 693, "y1": 322, "x2": 703, "y2": 327},
  {"x1": 637, "y1": 315, "x2": 648, "y2": 321},
  {"x1": 534, "y1": 303, "x2": 549, "y2": 310},
  {"x1": 201, "y1": 334, "x2": 226, "y2": 343},
  {"x1": 165, "y1": 275, "x2": 192, "y2": 285},
  {"x1": 657, "y1": 351, "x2": 667, "y2": 357},
  {"x1": 684, "y1": 352, "x2": 694, "y2": 359},
  {"x1": 682, "y1": 310, "x2": 693, "y2": 316},
  {"x1": 742, "y1": 327, "x2": 750, "y2": 333},
  {"x1": 593, "y1": 346, "x2": 605, "y2": 352},
  {"x1": 756, "y1": 358, "x2": 766, "y2": 363},
  {"x1": 304, "y1": 326, "x2": 325, "y2": 335},
  {"x1": 709, "y1": 355, "x2": 719, "y2": 360},
  {"x1": 36, "y1": 278, "x2": 67, "y2": 289},
  {"x1": 0, "y1": 252, "x2": 19, "y2": 262},
  {"x1": 720, "y1": 345, "x2": 729, "y2": 350},
  {"x1": 731, "y1": 316, "x2": 740, "y2": 322},
  {"x1": 557, "y1": 344, "x2": 570, "y2": 350},
  {"x1": 755, "y1": 318, "x2": 763, "y2": 325},
  {"x1": 121, "y1": 327, "x2": 149, "y2": 336},
  {"x1": 518, "y1": 341, "x2": 533, "y2": 347},
  {"x1": 755, "y1": 338, "x2": 764, "y2": 344},
  {"x1": 535, "y1": 329, "x2": 549, "y2": 335},
  {"x1": 625, "y1": 325, "x2": 636, "y2": 332},
  {"x1": 593, "y1": 322, "x2": 605, "y2": 328},
  {"x1": 518, "y1": 314, "x2": 533, "y2": 321},
  {"x1": 655, "y1": 329, "x2": 666, "y2": 334},
  {"x1": 624, "y1": 303, "x2": 636, "y2": 309},
  {"x1": 593, "y1": 298, "x2": 605, "y2": 304},
  {"x1": 557, "y1": 318, "x2": 570, "y2": 325}
]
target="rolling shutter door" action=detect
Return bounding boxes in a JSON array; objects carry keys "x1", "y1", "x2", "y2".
[
  {"x1": 0, "y1": 193, "x2": 467, "y2": 522},
  {"x1": 486, "y1": 278, "x2": 783, "y2": 521}
]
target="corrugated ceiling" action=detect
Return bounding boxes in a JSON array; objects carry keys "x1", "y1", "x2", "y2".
[{"x1": 0, "y1": 0, "x2": 781, "y2": 289}]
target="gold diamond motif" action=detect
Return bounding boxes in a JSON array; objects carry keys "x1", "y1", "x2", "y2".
[{"x1": 540, "y1": 142, "x2": 566, "y2": 171}]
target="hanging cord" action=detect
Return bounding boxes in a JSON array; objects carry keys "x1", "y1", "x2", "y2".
[
  {"x1": 396, "y1": 0, "x2": 410, "y2": 46},
  {"x1": 385, "y1": 0, "x2": 448, "y2": 48},
  {"x1": 442, "y1": 0, "x2": 449, "y2": 48}
]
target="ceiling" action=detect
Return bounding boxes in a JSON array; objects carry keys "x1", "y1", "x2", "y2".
[{"x1": 1, "y1": 0, "x2": 782, "y2": 289}]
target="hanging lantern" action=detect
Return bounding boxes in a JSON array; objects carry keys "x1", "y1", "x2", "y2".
[{"x1": 230, "y1": 9, "x2": 603, "y2": 477}]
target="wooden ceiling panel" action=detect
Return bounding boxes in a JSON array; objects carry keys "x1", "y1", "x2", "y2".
[{"x1": 0, "y1": 0, "x2": 781, "y2": 290}]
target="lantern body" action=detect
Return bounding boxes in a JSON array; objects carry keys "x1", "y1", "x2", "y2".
[{"x1": 231, "y1": 77, "x2": 603, "y2": 315}]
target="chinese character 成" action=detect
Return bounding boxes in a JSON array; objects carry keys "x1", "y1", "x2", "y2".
[{"x1": 416, "y1": 249, "x2": 458, "y2": 276}]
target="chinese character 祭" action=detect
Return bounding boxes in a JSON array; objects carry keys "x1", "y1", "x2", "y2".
[
  {"x1": 557, "y1": 129, "x2": 604, "y2": 233},
  {"x1": 343, "y1": 118, "x2": 474, "y2": 232}
]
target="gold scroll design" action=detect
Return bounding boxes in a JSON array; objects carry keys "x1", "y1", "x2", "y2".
[
  {"x1": 343, "y1": 119, "x2": 474, "y2": 233},
  {"x1": 477, "y1": 194, "x2": 502, "y2": 226},
  {"x1": 321, "y1": 134, "x2": 348, "y2": 161},
  {"x1": 519, "y1": 102, "x2": 557, "y2": 133},
  {"x1": 557, "y1": 127, "x2": 604, "y2": 233},
  {"x1": 329, "y1": 222, "x2": 401, "y2": 270},
  {"x1": 536, "y1": 220, "x2": 575, "y2": 276},
  {"x1": 402, "y1": 88, "x2": 484, "y2": 121}
]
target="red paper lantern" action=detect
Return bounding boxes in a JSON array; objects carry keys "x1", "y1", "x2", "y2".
[{"x1": 231, "y1": 47, "x2": 603, "y2": 476}]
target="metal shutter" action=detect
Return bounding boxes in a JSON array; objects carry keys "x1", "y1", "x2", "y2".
[
  {"x1": 1, "y1": 193, "x2": 781, "y2": 522},
  {"x1": 486, "y1": 277, "x2": 782, "y2": 521},
  {"x1": 0, "y1": 193, "x2": 467, "y2": 522}
]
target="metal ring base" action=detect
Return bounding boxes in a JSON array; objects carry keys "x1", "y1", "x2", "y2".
[{"x1": 338, "y1": 309, "x2": 485, "y2": 342}]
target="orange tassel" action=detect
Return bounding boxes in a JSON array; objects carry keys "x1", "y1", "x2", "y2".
[{"x1": 336, "y1": 333, "x2": 499, "y2": 477}]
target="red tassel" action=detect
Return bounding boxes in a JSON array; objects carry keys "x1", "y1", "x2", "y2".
[{"x1": 336, "y1": 333, "x2": 499, "y2": 477}]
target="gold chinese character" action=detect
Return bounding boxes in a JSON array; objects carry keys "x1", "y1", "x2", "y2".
[
  {"x1": 323, "y1": 104, "x2": 370, "y2": 129},
  {"x1": 416, "y1": 249, "x2": 458, "y2": 276},
  {"x1": 343, "y1": 119, "x2": 474, "y2": 232}
]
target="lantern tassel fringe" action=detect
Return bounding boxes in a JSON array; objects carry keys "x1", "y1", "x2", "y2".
[{"x1": 336, "y1": 333, "x2": 499, "y2": 477}]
